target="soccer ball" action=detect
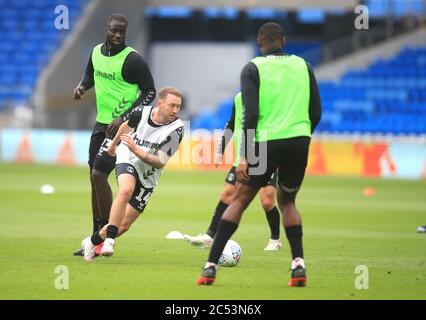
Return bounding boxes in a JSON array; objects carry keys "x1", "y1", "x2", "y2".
[{"x1": 218, "y1": 240, "x2": 242, "y2": 267}]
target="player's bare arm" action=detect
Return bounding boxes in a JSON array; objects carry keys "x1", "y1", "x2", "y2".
[
  {"x1": 120, "y1": 133, "x2": 169, "y2": 169},
  {"x1": 107, "y1": 121, "x2": 133, "y2": 156}
]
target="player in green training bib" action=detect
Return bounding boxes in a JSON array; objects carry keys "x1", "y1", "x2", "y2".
[
  {"x1": 198, "y1": 22, "x2": 322, "y2": 287},
  {"x1": 72, "y1": 14, "x2": 156, "y2": 257},
  {"x1": 91, "y1": 43, "x2": 139, "y2": 124},
  {"x1": 183, "y1": 92, "x2": 282, "y2": 251}
]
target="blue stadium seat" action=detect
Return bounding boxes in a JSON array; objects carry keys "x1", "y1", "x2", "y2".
[
  {"x1": 0, "y1": 0, "x2": 85, "y2": 110},
  {"x1": 0, "y1": 74, "x2": 17, "y2": 86},
  {"x1": 200, "y1": 44, "x2": 426, "y2": 135}
]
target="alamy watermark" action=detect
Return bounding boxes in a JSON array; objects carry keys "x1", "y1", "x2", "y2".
[
  {"x1": 354, "y1": 5, "x2": 369, "y2": 30},
  {"x1": 156, "y1": 123, "x2": 269, "y2": 175},
  {"x1": 54, "y1": 5, "x2": 69, "y2": 30},
  {"x1": 54, "y1": 4, "x2": 369, "y2": 31},
  {"x1": 354, "y1": 265, "x2": 369, "y2": 290},
  {"x1": 54, "y1": 265, "x2": 69, "y2": 290}
]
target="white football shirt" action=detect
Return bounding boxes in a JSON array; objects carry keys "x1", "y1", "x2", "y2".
[{"x1": 116, "y1": 106, "x2": 184, "y2": 188}]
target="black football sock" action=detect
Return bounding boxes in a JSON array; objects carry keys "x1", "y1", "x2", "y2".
[
  {"x1": 106, "y1": 225, "x2": 118, "y2": 239},
  {"x1": 206, "y1": 201, "x2": 229, "y2": 238},
  {"x1": 99, "y1": 218, "x2": 109, "y2": 230},
  {"x1": 285, "y1": 225, "x2": 304, "y2": 260},
  {"x1": 265, "y1": 207, "x2": 280, "y2": 240},
  {"x1": 90, "y1": 231, "x2": 103, "y2": 246},
  {"x1": 92, "y1": 217, "x2": 101, "y2": 234},
  {"x1": 208, "y1": 220, "x2": 238, "y2": 264}
]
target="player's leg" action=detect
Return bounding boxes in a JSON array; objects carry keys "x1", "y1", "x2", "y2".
[
  {"x1": 91, "y1": 146, "x2": 116, "y2": 230},
  {"x1": 98, "y1": 204, "x2": 140, "y2": 239},
  {"x1": 94, "y1": 207, "x2": 140, "y2": 254},
  {"x1": 277, "y1": 189, "x2": 305, "y2": 286},
  {"x1": 198, "y1": 182, "x2": 260, "y2": 285},
  {"x1": 88, "y1": 126, "x2": 108, "y2": 233},
  {"x1": 88, "y1": 146, "x2": 116, "y2": 256},
  {"x1": 89, "y1": 167, "x2": 112, "y2": 256},
  {"x1": 82, "y1": 164, "x2": 136, "y2": 260},
  {"x1": 275, "y1": 137, "x2": 310, "y2": 287},
  {"x1": 101, "y1": 172, "x2": 136, "y2": 255},
  {"x1": 115, "y1": 178, "x2": 153, "y2": 238},
  {"x1": 198, "y1": 150, "x2": 274, "y2": 285},
  {"x1": 89, "y1": 178, "x2": 101, "y2": 232},
  {"x1": 117, "y1": 204, "x2": 140, "y2": 237},
  {"x1": 184, "y1": 167, "x2": 236, "y2": 247},
  {"x1": 259, "y1": 183, "x2": 281, "y2": 251},
  {"x1": 90, "y1": 167, "x2": 113, "y2": 258},
  {"x1": 98, "y1": 176, "x2": 152, "y2": 255},
  {"x1": 207, "y1": 182, "x2": 235, "y2": 237},
  {"x1": 73, "y1": 124, "x2": 106, "y2": 256}
]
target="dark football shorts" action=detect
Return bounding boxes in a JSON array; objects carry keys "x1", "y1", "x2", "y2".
[
  {"x1": 225, "y1": 166, "x2": 277, "y2": 187},
  {"x1": 115, "y1": 163, "x2": 154, "y2": 213},
  {"x1": 245, "y1": 136, "x2": 310, "y2": 194},
  {"x1": 88, "y1": 122, "x2": 108, "y2": 171},
  {"x1": 93, "y1": 138, "x2": 116, "y2": 174}
]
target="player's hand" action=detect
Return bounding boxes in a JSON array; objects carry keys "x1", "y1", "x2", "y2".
[
  {"x1": 236, "y1": 160, "x2": 250, "y2": 183},
  {"x1": 120, "y1": 134, "x2": 136, "y2": 152},
  {"x1": 214, "y1": 153, "x2": 223, "y2": 168},
  {"x1": 73, "y1": 85, "x2": 85, "y2": 100},
  {"x1": 107, "y1": 144, "x2": 116, "y2": 157},
  {"x1": 107, "y1": 117, "x2": 123, "y2": 139}
]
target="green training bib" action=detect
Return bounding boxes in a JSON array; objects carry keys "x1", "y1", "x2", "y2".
[
  {"x1": 251, "y1": 54, "x2": 311, "y2": 141},
  {"x1": 91, "y1": 43, "x2": 140, "y2": 124}
]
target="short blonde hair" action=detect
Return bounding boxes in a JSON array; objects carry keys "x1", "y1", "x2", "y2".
[{"x1": 157, "y1": 87, "x2": 183, "y2": 100}]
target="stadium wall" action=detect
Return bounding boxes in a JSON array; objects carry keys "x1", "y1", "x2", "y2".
[
  {"x1": 1, "y1": 129, "x2": 425, "y2": 180},
  {"x1": 150, "y1": 43, "x2": 253, "y2": 115}
]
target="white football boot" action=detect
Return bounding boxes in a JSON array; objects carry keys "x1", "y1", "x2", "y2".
[
  {"x1": 264, "y1": 239, "x2": 282, "y2": 251},
  {"x1": 82, "y1": 236, "x2": 96, "y2": 261},
  {"x1": 183, "y1": 233, "x2": 213, "y2": 248},
  {"x1": 101, "y1": 238, "x2": 115, "y2": 256},
  {"x1": 417, "y1": 225, "x2": 426, "y2": 233}
]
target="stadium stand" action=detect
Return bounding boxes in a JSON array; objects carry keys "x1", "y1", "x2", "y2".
[
  {"x1": 318, "y1": 46, "x2": 426, "y2": 135},
  {"x1": 0, "y1": 0, "x2": 84, "y2": 111},
  {"x1": 192, "y1": 45, "x2": 426, "y2": 135}
]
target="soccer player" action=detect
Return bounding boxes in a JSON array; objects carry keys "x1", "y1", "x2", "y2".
[
  {"x1": 197, "y1": 22, "x2": 322, "y2": 287},
  {"x1": 183, "y1": 92, "x2": 282, "y2": 251},
  {"x1": 81, "y1": 87, "x2": 184, "y2": 261},
  {"x1": 72, "y1": 14, "x2": 156, "y2": 256}
]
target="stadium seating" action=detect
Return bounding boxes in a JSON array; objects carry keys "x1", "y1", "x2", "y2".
[
  {"x1": 0, "y1": 0, "x2": 84, "y2": 111},
  {"x1": 192, "y1": 45, "x2": 426, "y2": 135},
  {"x1": 317, "y1": 46, "x2": 426, "y2": 135}
]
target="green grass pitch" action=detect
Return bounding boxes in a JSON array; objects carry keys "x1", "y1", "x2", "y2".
[{"x1": 0, "y1": 163, "x2": 425, "y2": 300}]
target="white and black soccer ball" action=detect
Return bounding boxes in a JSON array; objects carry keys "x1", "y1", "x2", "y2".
[{"x1": 218, "y1": 240, "x2": 242, "y2": 267}]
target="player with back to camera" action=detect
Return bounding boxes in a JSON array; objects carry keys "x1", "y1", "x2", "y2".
[
  {"x1": 183, "y1": 92, "x2": 282, "y2": 251},
  {"x1": 197, "y1": 22, "x2": 322, "y2": 287}
]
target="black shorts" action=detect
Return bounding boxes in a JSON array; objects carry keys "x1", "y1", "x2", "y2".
[
  {"x1": 88, "y1": 122, "x2": 107, "y2": 171},
  {"x1": 93, "y1": 138, "x2": 116, "y2": 174},
  {"x1": 246, "y1": 137, "x2": 310, "y2": 193},
  {"x1": 115, "y1": 163, "x2": 154, "y2": 213},
  {"x1": 225, "y1": 166, "x2": 277, "y2": 187}
]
